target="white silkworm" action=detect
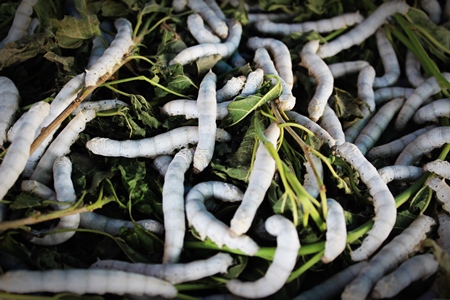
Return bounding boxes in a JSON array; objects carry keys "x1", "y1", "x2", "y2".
[
  {"x1": 187, "y1": 0, "x2": 228, "y2": 39},
  {"x1": 372, "y1": 253, "x2": 439, "y2": 299},
  {"x1": 226, "y1": 214, "x2": 300, "y2": 299},
  {"x1": 194, "y1": 70, "x2": 217, "y2": 173},
  {"x1": 187, "y1": 13, "x2": 221, "y2": 44},
  {"x1": 328, "y1": 60, "x2": 369, "y2": 78},
  {"x1": 424, "y1": 159, "x2": 450, "y2": 179},
  {"x1": 333, "y1": 142, "x2": 396, "y2": 261},
  {"x1": 254, "y1": 12, "x2": 364, "y2": 35},
  {"x1": 161, "y1": 99, "x2": 230, "y2": 120},
  {"x1": 84, "y1": 18, "x2": 135, "y2": 87},
  {"x1": 420, "y1": 0, "x2": 442, "y2": 24},
  {"x1": 204, "y1": 0, "x2": 226, "y2": 21},
  {"x1": 319, "y1": 104, "x2": 345, "y2": 146},
  {"x1": 413, "y1": 98, "x2": 450, "y2": 124},
  {"x1": 0, "y1": 0, "x2": 38, "y2": 49},
  {"x1": 169, "y1": 18, "x2": 242, "y2": 66},
  {"x1": 90, "y1": 252, "x2": 233, "y2": 284},
  {"x1": 216, "y1": 76, "x2": 246, "y2": 103},
  {"x1": 378, "y1": 165, "x2": 424, "y2": 184},
  {"x1": 303, "y1": 153, "x2": 323, "y2": 199},
  {"x1": 240, "y1": 68, "x2": 264, "y2": 96},
  {"x1": 395, "y1": 72, "x2": 450, "y2": 130},
  {"x1": 71, "y1": 99, "x2": 129, "y2": 115},
  {"x1": 30, "y1": 109, "x2": 97, "y2": 185},
  {"x1": 185, "y1": 181, "x2": 259, "y2": 256},
  {"x1": 0, "y1": 102, "x2": 49, "y2": 201},
  {"x1": 425, "y1": 177, "x2": 450, "y2": 213},
  {"x1": 317, "y1": 1, "x2": 410, "y2": 58},
  {"x1": 405, "y1": 49, "x2": 426, "y2": 88},
  {"x1": 366, "y1": 125, "x2": 436, "y2": 160},
  {"x1": 79, "y1": 211, "x2": 164, "y2": 236},
  {"x1": 152, "y1": 155, "x2": 173, "y2": 177},
  {"x1": 172, "y1": 0, "x2": 187, "y2": 12},
  {"x1": 21, "y1": 180, "x2": 56, "y2": 201},
  {"x1": 374, "y1": 86, "x2": 414, "y2": 105},
  {"x1": 354, "y1": 97, "x2": 404, "y2": 155},
  {"x1": 86, "y1": 21, "x2": 115, "y2": 69},
  {"x1": 300, "y1": 40, "x2": 334, "y2": 122},
  {"x1": 0, "y1": 269, "x2": 177, "y2": 298},
  {"x1": 247, "y1": 13, "x2": 294, "y2": 25},
  {"x1": 322, "y1": 198, "x2": 347, "y2": 264},
  {"x1": 437, "y1": 213, "x2": 450, "y2": 254},
  {"x1": 230, "y1": 122, "x2": 280, "y2": 236},
  {"x1": 395, "y1": 126, "x2": 450, "y2": 166},
  {"x1": 341, "y1": 213, "x2": 436, "y2": 300},
  {"x1": 162, "y1": 148, "x2": 193, "y2": 264},
  {"x1": 373, "y1": 28, "x2": 400, "y2": 88},
  {"x1": 0, "y1": 76, "x2": 20, "y2": 146},
  {"x1": 86, "y1": 126, "x2": 231, "y2": 158}
]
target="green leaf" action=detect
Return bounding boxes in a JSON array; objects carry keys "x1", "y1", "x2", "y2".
[
  {"x1": 50, "y1": 14, "x2": 100, "y2": 49},
  {"x1": 130, "y1": 94, "x2": 162, "y2": 130},
  {"x1": 229, "y1": 119, "x2": 257, "y2": 168},
  {"x1": 211, "y1": 162, "x2": 250, "y2": 182},
  {"x1": 9, "y1": 193, "x2": 45, "y2": 209}
]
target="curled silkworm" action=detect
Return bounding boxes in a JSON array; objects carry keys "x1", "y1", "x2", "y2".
[
  {"x1": 187, "y1": 13, "x2": 221, "y2": 44},
  {"x1": 86, "y1": 126, "x2": 231, "y2": 158},
  {"x1": 423, "y1": 159, "x2": 450, "y2": 179},
  {"x1": 0, "y1": 0, "x2": 38, "y2": 49},
  {"x1": 319, "y1": 104, "x2": 345, "y2": 146},
  {"x1": 374, "y1": 86, "x2": 414, "y2": 105},
  {"x1": 230, "y1": 122, "x2": 280, "y2": 236},
  {"x1": 240, "y1": 68, "x2": 264, "y2": 96},
  {"x1": 413, "y1": 98, "x2": 450, "y2": 124},
  {"x1": 91, "y1": 252, "x2": 233, "y2": 285},
  {"x1": 373, "y1": 28, "x2": 400, "y2": 88},
  {"x1": 300, "y1": 40, "x2": 334, "y2": 122},
  {"x1": 322, "y1": 198, "x2": 347, "y2": 264},
  {"x1": 0, "y1": 269, "x2": 177, "y2": 298},
  {"x1": 152, "y1": 155, "x2": 173, "y2": 177},
  {"x1": 226, "y1": 214, "x2": 300, "y2": 299},
  {"x1": 187, "y1": 0, "x2": 228, "y2": 39},
  {"x1": 161, "y1": 99, "x2": 230, "y2": 120},
  {"x1": 328, "y1": 60, "x2": 369, "y2": 78},
  {"x1": 317, "y1": 1, "x2": 410, "y2": 58},
  {"x1": 372, "y1": 253, "x2": 439, "y2": 299},
  {"x1": 425, "y1": 177, "x2": 450, "y2": 213},
  {"x1": 378, "y1": 165, "x2": 424, "y2": 184},
  {"x1": 333, "y1": 142, "x2": 396, "y2": 261},
  {"x1": 405, "y1": 49, "x2": 426, "y2": 88},
  {"x1": 0, "y1": 76, "x2": 20, "y2": 146},
  {"x1": 216, "y1": 76, "x2": 246, "y2": 103},
  {"x1": 341, "y1": 213, "x2": 436, "y2": 300},
  {"x1": 303, "y1": 153, "x2": 323, "y2": 199},
  {"x1": 71, "y1": 99, "x2": 129, "y2": 115},
  {"x1": 185, "y1": 181, "x2": 259, "y2": 255},
  {"x1": 420, "y1": 0, "x2": 442, "y2": 24}
]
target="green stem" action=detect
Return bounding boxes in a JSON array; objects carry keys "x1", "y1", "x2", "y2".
[{"x1": 287, "y1": 250, "x2": 324, "y2": 282}]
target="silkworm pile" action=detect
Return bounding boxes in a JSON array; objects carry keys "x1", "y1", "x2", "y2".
[{"x1": 0, "y1": 0, "x2": 450, "y2": 299}]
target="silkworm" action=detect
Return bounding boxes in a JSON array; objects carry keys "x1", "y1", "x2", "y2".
[
  {"x1": 405, "y1": 49, "x2": 426, "y2": 88},
  {"x1": 204, "y1": 0, "x2": 226, "y2": 21},
  {"x1": 216, "y1": 76, "x2": 246, "y2": 103},
  {"x1": 86, "y1": 21, "x2": 115, "y2": 69},
  {"x1": 0, "y1": 76, "x2": 20, "y2": 146},
  {"x1": 254, "y1": 12, "x2": 364, "y2": 35},
  {"x1": 84, "y1": 18, "x2": 135, "y2": 87},
  {"x1": 328, "y1": 60, "x2": 369, "y2": 78},
  {"x1": 341, "y1": 213, "x2": 436, "y2": 300},
  {"x1": 437, "y1": 213, "x2": 450, "y2": 254},
  {"x1": 161, "y1": 99, "x2": 230, "y2": 120},
  {"x1": 72, "y1": 99, "x2": 129, "y2": 115},
  {"x1": 185, "y1": 181, "x2": 259, "y2": 256},
  {"x1": 91, "y1": 252, "x2": 233, "y2": 285},
  {"x1": 303, "y1": 153, "x2": 323, "y2": 200},
  {"x1": 371, "y1": 253, "x2": 439, "y2": 299},
  {"x1": 169, "y1": 18, "x2": 242, "y2": 66},
  {"x1": 319, "y1": 104, "x2": 345, "y2": 146},
  {"x1": 377, "y1": 165, "x2": 424, "y2": 184},
  {"x1": 300, "y1": 40, "x2": 334, "y2": 122},
  {"x1": 194, "y1": 70, "x2": 217, "y2": 173},
  {"x1": 162, "y1": 148, "x2": 193, "y2": 264},
  {"x1": 86, "y1": 126, "x2": 231, "y2": 158},
  {"x1": 230, "y1": 122, "x2": 280, "y2": 236},
  {"x1": 187, "y1": 13, "x2": 221, "y2": 44},
  {"x1": 172, "y1": 0, "x2": 187, "y2": 12},
  {"x1": 0, "y1": 0, "x2": 38, "y2": 49},
  {"x1": 30, "y1": 108, "x2": 97, "y2": 185},
  {"x1": 317, "y1": 1, "x2": 410, "y2": 58},
  {"x1": 395, "y1": 72, "x2": 450, "y2": 130},
  {"x1": 354, "y1": 97, "x2": 404, "y2": 155},
  {"x1": 226, "y1": 214, "x2": 300, "y2": 299},
  {"x1": 240, "y1": 68, "x2": 264, "y2": 96},
  {"x1": 187, "y1": 0, "x2": 228, "y2": 39},
  {"x1": 247, "y1": 13, "x2": 293, "y2": 25},
  {"x1": 21, "y1": 179, "x2": 56, "y2": 201},
  {"x1": 0, "y1": 269, "x2": 177, "y2": 298},
  {"x1": 152, "y1": 155, "x2": 173, "y2": 177},
  {"x1": 425, "y1": 177, "x2": 450, "y2": 213},
  {"x1": 373, "y1": 28, "x2": 400, "y2": 88},
  {"x1": 0, "y1": 101, "x2": 49, "y2": 201},
  {"x1": 374, "y1": 86, "x2": 414, "y2": 105},
  {"x1": 333, "y1": 142, "x2": 396, "y2": 261},
  {"x1": 395, "y1": 126, "x2": 450, "y2": 165},
  {"x1": 419, "y1": 0, "x2": 442, "y2": 24},
  {"x1": 413, "y1": 98, "x2": 450, "y2": 124},
  {"x1": 423, "y1": 159, "x2": 450, "y2": 179},
  {"x1": 322, "y1": 198, "x2": 347, "y2": 264},
  {"x1": 294, "y1": 261, "x2": 368, "y2": 300},
  {"x1": 366, "y1": 125, "x2": 436, "y2": 160}
]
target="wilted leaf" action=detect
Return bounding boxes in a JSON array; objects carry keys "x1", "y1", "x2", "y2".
[
  {"x1": 50, "y1": 14, "x2": 100, "y2": 48},
  {"x1": 44, "y1": 52, "x2": 74, "y2": 71}
]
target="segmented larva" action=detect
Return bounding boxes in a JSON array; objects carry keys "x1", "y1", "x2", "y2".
[
  {"x1": 0, "y1": 76, "x2": 20, "y2": 146},
  {"x1": 424, "y1": 159, "x2": 450, "y2": 179},
  {"x1": 152, "y1": 155, "x2": 173, "y2": 177},
  {"x1": 373, "y1": 28, "x2": 400, "y2": 88},
  {"x1": 374, "y1": 86, "x2": 414, "y2": 105},
  {"x1": 322, "y1": 198, "x2": 347, "y2": 264},
  {"x1": 84, "y1": 18, "x2": 135, "y2": 88},
  {"x1": 354, "y1": 97, "x2": 404, "y2": 156},
  {"x1": 0, "y1": 269, "x2": 177, "y2": 298},
  {"x1": 372, "y1": 253, "x2": 439, "y2": 299},
  {"x1": 162, "y1": 148, "x2": 193, "y2": 264},
  {"x1": 21, "y1": 179, "x2": 56, "y2": 201},
  {"x1": 395, "y1": 72, "x2": 450, "y2": 130},
  {"x1": 91, "y1": 252, "x2": 233, "y2": 284},
  {"x1": 317, "y1": 1, "x2": 410, "y2": 58},
  {"x1": 187, "y1": 13, "x2": 221, "y2": 44},
  {"x1": 366, "y1": 125, "x2": 436, "y2": 160},
  {"x1": 161, "y1": 99, "x2": 230, "y2": 120},
  {"x1": 169, "y1": 18, "x2": 242, "y2": 66},
  {"x1": 303, "y1": 153, "x2": 323, "y2": 199},
  {"x1": 185, "y1": 181, "x2": 259, "y2": 256},
  {"x1": 240, "y1": 68, "x2": 264, "y2": 96},
  {"x1": 216, "y1": 75, "x2": 246, "y2": 103},
  {"x1": 425, "y1": 177, "x2": 450, "y2": 213},
  {"x1": 395, "y1": 126, "x2": 450, "y2": 166},
  {"x1": 187, "y1": 0, "x2": 228, "y2": 39},
  {"x1": 405, "y1": 49, "x2": 426, "y2": 88},
  {"x1": 0, "y1": 0, "x2": 38, "y2": 49},
  {"x1": 254, "y1": 12, "x2": 364, "y2": 36},
  {"x1": 420, "y1": 0, "x2": 442, "y2": 24},
  {"x1": 226, "y1": 214, "x2": 300, "y2": 299},
  {"x1": 319, "y1": 104, "x2": 345, "y2": 146},
  {"x1": 230, "y1": 122, "x2": 280, "y2": 236},
  {"x1": 333, "y1": 142, "x2": 396, "y2": 261},
  {"x1": 0, "y1": 101, "x2": 49, "y2": 201},
  {"x1": 72, "y1": 99, "x2": 129, "y2": 115},
  {"x1": 437, "y1": 213, "x2": 450, "y2": 254},
  {"x1": 247, "y1": 12, "x2": 293, "y2": 25},
  {"x1": 172, "y1": 0, "x2": 187, "y2": 13},
  {"x1": 378, "y1": 165, "x2": 424, "y2": 184},
  {"x1": 204, "y1": 0, "x2": 226, "y2": 21},
  {"x1": 328, "y1": 60, "x2": 369, "y2": 78},
  {"x1": 293, "y1": 261, "x2": 368, "y2": 300},
  {"x1": 86, "y1": 21, "x2": 115, "y2": 69},
  {"x1": 341, "y1": 213, "x2": 436, "y2": 300},
  {"x1": 86, "y1": 126, "x2": 231, "y2": 158},
  {"x1": 413, "y1": 98, "x2": 450, "y2": 124},
  {"x1": 300, "y1": 40, "x2": 334, "y2": 122}
]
